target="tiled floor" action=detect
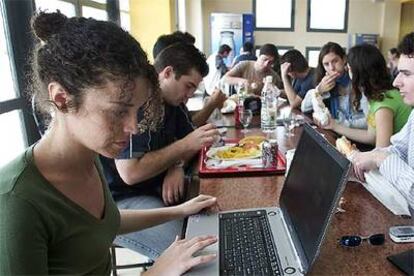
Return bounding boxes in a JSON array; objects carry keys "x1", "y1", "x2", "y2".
[{"x1": 111, "y1": 247, "x2": 151, "y2": 276}]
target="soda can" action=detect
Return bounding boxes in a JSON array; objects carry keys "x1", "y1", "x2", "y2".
[
  {"x1": 262, "y1": 139, "x2": 278, "y2": 168},
  {"x1": 234, "y1": 104, "x2": 242, "y2": 129}
]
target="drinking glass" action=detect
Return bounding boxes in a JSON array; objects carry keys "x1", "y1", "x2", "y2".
[
  {"x1": 239, "y1": 109, "x2": 253, "y2": 133},
  {"x1": 283, "y1": 110, "x2": 296, "y2": 137}
]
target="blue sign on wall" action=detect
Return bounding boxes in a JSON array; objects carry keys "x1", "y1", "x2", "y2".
[{"x1": 242, "y1": 14, "x2": 254, "y2": 45}]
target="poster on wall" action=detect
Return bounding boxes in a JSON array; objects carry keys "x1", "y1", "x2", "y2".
[{"x1": 210, "y1": 13, "x2": 254, "y2": 66}]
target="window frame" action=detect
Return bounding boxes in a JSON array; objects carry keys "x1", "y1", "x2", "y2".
[
  {"x1": 1, "y1": 0, "x2": 39, "y2": 145},
  {"x1": 34, "y1": 0, "x2": 120, "y2": 23},
  {"x1": 306, "y1": 0, "x2": 349, "y2": 33},
  {"x1": 253, "y1": 0, "x2": 295, "y2": 32},
  {"x1": 255, "y1": 45, "x2": 295, "y2": 57},
  {"x1": 305, "y1": 46, "x2": 322, "y2": 68},
  {"x1": 277, "y1": 46, "x2": 295, "y2": 56},
  {"x1": 0, "y1": 0, "x2": 121, "y2": 148}
]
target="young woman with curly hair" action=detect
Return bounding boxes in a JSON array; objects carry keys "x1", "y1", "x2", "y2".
[{"x1": 0, "y1": 11, "x2": 217, "y2": 275}]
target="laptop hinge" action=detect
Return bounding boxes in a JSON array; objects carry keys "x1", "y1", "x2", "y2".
[{"x1": 279, "y1": 208, "x2": 307, "y2": 274}]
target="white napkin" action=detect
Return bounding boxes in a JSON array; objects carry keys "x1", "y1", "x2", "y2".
[
  {"x1": 360, "y1": 170, "x2": 411, "y2": 216},
  {"x1": 220, "y1": 99, "x2": 236, "y2": 114},
  {"x1": 205, "y1": 158, "x2": 263, "y2": 169}
]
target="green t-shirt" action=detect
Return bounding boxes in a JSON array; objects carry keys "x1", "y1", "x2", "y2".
[
  {"x1": 0, "y1": 145, "x2": 120, "y2": 275},
  {"x1": 367, "y1": 89, "x2": 412, "y2": 133}
]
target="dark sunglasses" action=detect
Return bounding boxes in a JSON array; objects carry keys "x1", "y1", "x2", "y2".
[{"x1": 338, "y1": 234, "x2": 385, "y2": 247}]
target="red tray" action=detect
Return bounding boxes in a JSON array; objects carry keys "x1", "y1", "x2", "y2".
[{"x1": 198, "y1": 138, "x2": 286, "y2": 178}]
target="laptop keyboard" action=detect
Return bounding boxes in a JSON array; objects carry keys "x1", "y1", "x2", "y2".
[{"x1": 219, "y1": 210, "x2": 282, "y2": 276}]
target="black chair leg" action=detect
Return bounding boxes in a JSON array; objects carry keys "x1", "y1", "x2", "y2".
[{"x1": 110, "y1": 244, "x2": 154, "y2": 275}]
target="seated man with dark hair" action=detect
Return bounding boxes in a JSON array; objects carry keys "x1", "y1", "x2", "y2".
[
  {"x1": 153, "y1": 31, "x2": 227, "y2": 127},
  {"x1": 280, "y1": 49, "x2": 316, "y2": 109},
  {"x1": 223, "y1": 43, "x2": 283, "y2": 95},
  {"x1": 101, "y1": 43, "x2": 219, "y2": 260},
  {"x1": 152, "y1": 31, "x2": 195, "y2": 59}
]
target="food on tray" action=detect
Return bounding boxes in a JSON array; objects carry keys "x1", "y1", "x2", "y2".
[
  {"x1": 214, "y1": 143, "x2": 261, "y2": 160},
  {"x1": 336, "y1": 136, "x2": 358, "y2": 158},
  {"x1": 311, "y1": 90, "x2": 330, "y2": 127},
  {"x1": 238, "y1": 135, "x2": 266, "y2": 146}
]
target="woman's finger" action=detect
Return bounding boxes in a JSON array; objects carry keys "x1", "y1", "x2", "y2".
[
  {"x1": 188, "y1": 236, "x2": 218, "y2": 254},
  {"x1": 184, "y1": 235, "x2": 217, "y2": 249},
  {"x1": 187, "y1": 254, "x2": 217, "y2": 270},
  {"x1": 193, "y1": 194, "x2": 215, "y2": 202}
]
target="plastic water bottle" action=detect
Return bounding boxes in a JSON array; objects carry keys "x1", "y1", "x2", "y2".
[
  {"x1": 234, "y1": 83, "x2": 247, "y2": 128},
  {"x1": 260, "y1": 76, "x2": 278, "y2": 132}
]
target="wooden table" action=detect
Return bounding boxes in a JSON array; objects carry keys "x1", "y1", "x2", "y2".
[{"x1": 189, "y1": 112, "x2": 413, "y2": 275}]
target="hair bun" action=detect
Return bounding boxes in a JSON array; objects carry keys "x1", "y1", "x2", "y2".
[{"x1": 32, "y1": 10, "x2": 67, "y2": 42}]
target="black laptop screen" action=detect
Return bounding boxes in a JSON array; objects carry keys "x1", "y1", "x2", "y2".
[{"x1": 279, "y1": 124, "x2": 350, "y2": 270}]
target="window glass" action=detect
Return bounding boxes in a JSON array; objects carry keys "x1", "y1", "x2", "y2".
[
  {"x1": 255, "y1": 0, "x2": 293, "y2": 30},
  {"x1": 34, "y1": 0, "x2": 76, "y2": 17},
  {"x1": 307, "y1": 50, "x2": 320, "y2": 68},
  {"x1": 119, "y1": 0, "x2": 130, "y2": 31},
  {"x1": 0, "y1": 110, "x2": 27, "y2": 167},
  {"x1": 82, "y1": 6, "x2": 108, "y2": 20},
  {"x1": 89, "y1": 0, "x2": 107, "y2": 4},
  {"x1": 308, "y1": 0, "x2": 348, "y2": 31},
  {"x1": 0, "y1": 6, "x2": 17, "y2": 101},
  {"x1": 120, "y1": 11, "x2": 130, "y2": 31},
  {"x1": 119, "y1": 0, "x2": 129, "y2": 11}
]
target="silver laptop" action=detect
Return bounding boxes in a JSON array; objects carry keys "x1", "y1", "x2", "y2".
[{"x1": 186, "y1": 123, "x2": 351, "y2": 275}]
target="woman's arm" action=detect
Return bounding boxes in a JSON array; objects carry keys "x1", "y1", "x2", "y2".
[
  {"x1": 118, "y1": 195, "x2": 216, "y2": 234},
  {"x1": 374, "y1": 108, "x2": 394, "y2": 147},
  {"x1": 332, "y1": 122, "x2": 376, "y2": 145}
]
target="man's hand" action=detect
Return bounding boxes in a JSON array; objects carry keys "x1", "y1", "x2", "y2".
[
  {"x1": 280, "y1": 62, "x2": 291, "y2": 79},
  {"x1": 208, "y1": 89, "x2": 227, "y2": 109},
  {"x1": 162, "y1": 166, "x2": 185, "y2": 206},
  {"x1": 352, "y1": 150, "x2": 389, "y2": 182},
  {"x1": 181, "y1": 124, "x2": 219, "y2": 151}
]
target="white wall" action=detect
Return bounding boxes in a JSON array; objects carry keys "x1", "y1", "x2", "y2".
[{"x1": 198, "y1": 0, "x2": 401, "y2": 56}]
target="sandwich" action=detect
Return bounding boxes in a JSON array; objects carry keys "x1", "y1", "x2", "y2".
[{"x1": 336, "y1": 136, "x2": 358, "y2": 158}]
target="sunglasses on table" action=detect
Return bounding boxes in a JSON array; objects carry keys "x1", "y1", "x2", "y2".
[{"x1": 338, "y1": 233, "x2": 385, "y2": 247}]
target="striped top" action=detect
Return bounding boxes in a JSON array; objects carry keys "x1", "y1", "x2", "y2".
[{"x1": 380, "y1": 110, "x2": 414, "y2": 209}]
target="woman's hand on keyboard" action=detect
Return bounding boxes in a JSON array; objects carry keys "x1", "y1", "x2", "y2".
[{"x1": 144, "y1": 235, "x2": 218, "y2": 276}]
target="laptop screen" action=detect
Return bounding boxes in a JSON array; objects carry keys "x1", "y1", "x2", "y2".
[{"x1": 279, "y1": 124, "x2": 350, "y2": 271}]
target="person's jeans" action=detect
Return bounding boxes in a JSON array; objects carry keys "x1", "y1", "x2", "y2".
[{"x1": 114, "y1": 195, "x2": 183, "y2": 260}]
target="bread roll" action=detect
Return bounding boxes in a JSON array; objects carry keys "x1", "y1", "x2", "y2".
[{"x1": 336, "y1": 136, "x2": 358, "y2": 158}]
